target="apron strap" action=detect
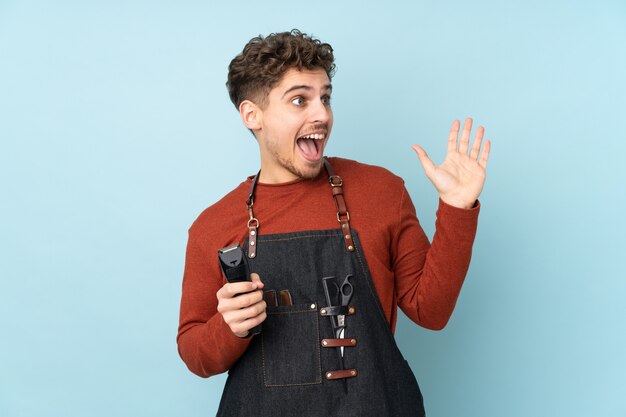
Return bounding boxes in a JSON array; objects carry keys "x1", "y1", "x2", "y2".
[
  {"x1": 245, "y1": 159, "x2": 355, "y2": 257},
  {"x1": 246, "y1": 170, "x2": 261, "y2": 258},
  {"x1": 323, "y1": 158, "x2": 355, "y2": 252}
]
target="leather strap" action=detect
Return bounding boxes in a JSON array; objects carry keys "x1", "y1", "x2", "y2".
[
  {"x1": 321, "y1": 338, "x2": 357, "y2": 347},
  {"x1": 245, "y1": 158, "x2": 354, "y2": 256},
  {"x1": 246, "y1": 170, "x2": 261, "y2": 258},
  {"x1": 246, "y1": 170, "x2": 261, "y2": 209},
  {"x1": 247, "y1": 221, "x2": 258, "y2": 258},
  {"x1": 325, "y1": 368, "x2": 357, "y2": 380},
  {"x1": 319, "y1": 305, "x2": 356, "y2": 317},
  {"x1": 323, "y1": 158, "x2": 355, "y2": 252}
]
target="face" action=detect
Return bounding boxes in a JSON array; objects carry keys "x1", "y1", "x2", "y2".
[{"x1": 248, "y1": 68, "x2": 333, "y2": 183}]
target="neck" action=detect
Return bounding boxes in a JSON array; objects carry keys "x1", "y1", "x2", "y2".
[
  {"x1": 257, "y1": 168, "x2": 300, "y2": 184},
  {"x1": 256, "y1": 158, "x2": 329, "y2": 184}
]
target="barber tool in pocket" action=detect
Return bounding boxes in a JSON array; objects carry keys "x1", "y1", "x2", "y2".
[
  {"x1": 217, "y1": 243, "x2": 261, "y2": 335},
  {"x1": 322, "y1": 274, "x2": 354, "y2": 357},
  {"x1": 263, "y1": 289, "x2": 293, "y2": 307}
]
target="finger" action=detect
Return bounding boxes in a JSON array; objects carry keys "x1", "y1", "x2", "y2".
[
  {"x1": 218, "y1": 287, "x2": 264, "y2": 313},
  {"x1": 469, "y1": 125, "x2": 485, "y2": 160},
  {"x1": 220, "y1": 281, "x2": 259, "y2": 299},
  {"x1": 250, "y1": 273, "x2": 264, "y2": 288},
  {"x1": 218, "y1": 283, "x2": 262, "y2": 307},
  {"x1": 231, "y1": 310, "x2": 267, "y2": 336},
  {"x1": 458, "y1": 118, "x2": 473, "y2": 154},
  {"x1": 412, "y1": 145, "x2": 436, "y2": 179},
  {"x1": 447, "y1": 119, "x2": 460, "y2": 153},
  {"x1": 223, "y1": 301, "x2": 267, "y2": 334},
  {"x1": 234, "y1": 288, "x2": 264, "y2": 308},
  {"x1": 225, "y1": 300, "x2": 267, "y2": 324},
  {"x1": 479, "y1": 140, "x2": 491, "y2": 168}
]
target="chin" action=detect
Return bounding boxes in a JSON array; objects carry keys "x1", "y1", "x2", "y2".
[{"x1": 294, "y1": 160, "x2": 324, "y2": 179}]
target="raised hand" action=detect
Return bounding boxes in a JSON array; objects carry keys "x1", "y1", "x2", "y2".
[{"x1": 412, "y1": 118, "x2": 491, "y2": 209}]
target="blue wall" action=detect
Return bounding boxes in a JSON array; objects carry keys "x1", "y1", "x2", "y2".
[{"x1": 1, "y1": 1, "x2": 625, "y2": 416}]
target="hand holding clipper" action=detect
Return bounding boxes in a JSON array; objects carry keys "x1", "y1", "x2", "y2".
[{"x1": 217, "y1": 244, "x2": 265, "y2": 337}]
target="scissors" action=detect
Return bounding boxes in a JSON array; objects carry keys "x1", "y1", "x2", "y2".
[
  {"x1": 322, "y1": 274, "x2": 354, "y2": 357},
  {"x1": 335, "y1": 274, "x2": 353, "y2": 330},
  {"x1": 336, "y1": 274, "x2": 354, "y2": 357}
]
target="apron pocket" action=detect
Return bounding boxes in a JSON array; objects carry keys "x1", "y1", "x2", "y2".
[{"x1": 261, "y1": 303, "x2": 321, "y2": 387}]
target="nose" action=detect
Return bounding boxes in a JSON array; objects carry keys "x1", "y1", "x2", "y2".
[{"x1": 309, "y1": 97, "x2": 332, "y2": 124}]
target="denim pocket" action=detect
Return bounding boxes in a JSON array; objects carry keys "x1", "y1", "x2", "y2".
[{"x1": 261, "y1": 303, "x2": 321, "y2": 387}]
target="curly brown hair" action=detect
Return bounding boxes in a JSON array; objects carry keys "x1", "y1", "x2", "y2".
[{"x1": 226, "y1": 29, "x2": 336, "y2": 109}]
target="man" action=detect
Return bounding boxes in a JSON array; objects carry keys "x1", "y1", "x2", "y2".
[{"x1": 177, "y1": 29, "x2": 490, "y2": 416}]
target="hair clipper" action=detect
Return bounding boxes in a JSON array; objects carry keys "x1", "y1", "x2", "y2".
[{"x1": 217, "y1": 243, "x2": 261, "y2": 336}]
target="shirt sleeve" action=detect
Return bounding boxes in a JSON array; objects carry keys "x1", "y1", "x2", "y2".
[
  {"x1": 392, "y1": 185, "x2": 480, "y2": 330},
  {"x1": 176, "y1": 228, "x2": 252, "y2": 378}
]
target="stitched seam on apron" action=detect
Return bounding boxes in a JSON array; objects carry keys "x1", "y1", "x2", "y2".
[
  {"x1": 267, "y1": 310, "x2": 315, "y2": 315},
  {"x1": 256, "y1": 233, "x2": 343, "y2": 243}
]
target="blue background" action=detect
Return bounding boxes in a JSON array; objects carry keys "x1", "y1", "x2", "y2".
[{"x1": 1, "y1": 1, "x2": 625, "y2": 416}]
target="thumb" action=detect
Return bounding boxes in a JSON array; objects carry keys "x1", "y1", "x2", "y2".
[
  {"x1": 250, "y1": 272, "x2": 264, "y2": 288},
  {"x1": 412, "y1": 145, "x2": 436, "y2": 178}
]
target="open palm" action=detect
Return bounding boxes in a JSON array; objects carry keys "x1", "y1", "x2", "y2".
[{"x1": 413, "y1": 118, "x2": 491, "y2": 209}]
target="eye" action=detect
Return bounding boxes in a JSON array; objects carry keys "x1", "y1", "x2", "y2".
[
  {"x1": 291, "y1": 96, "x2": 305, "y2": 106},
  {"x1": 321, "y1": 95, "x2": 332, "y2": 105}
]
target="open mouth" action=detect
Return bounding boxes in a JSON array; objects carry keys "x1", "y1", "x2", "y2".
[{"x1": 296, "y1": 133, "x2": 325, "y2": 162}]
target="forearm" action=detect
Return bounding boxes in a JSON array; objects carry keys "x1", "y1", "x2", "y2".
[
  {"x1": 177, "y1": 313, "x2": 252, "y2": 378},
  {"x1": 394, "y1": 197, "x2": 480, "y2": 330},
  {"x1": 177, "y1": 230, "x2": 252, "y2": 377}
]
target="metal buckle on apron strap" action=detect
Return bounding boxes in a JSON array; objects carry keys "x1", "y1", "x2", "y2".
[
  {"x1": 328, "y1": 175, "x2": 343, "y2": 187},
  {"x1": 336, "y1": 211, "x2": 350, "y2": 222}
]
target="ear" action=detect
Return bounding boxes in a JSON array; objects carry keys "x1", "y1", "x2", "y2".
[{"x1": 239, "y1": 100, "x2": 262, "y2": 132}]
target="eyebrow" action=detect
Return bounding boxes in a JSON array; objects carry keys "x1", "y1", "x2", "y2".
[{"x1": 281, "y1": 84, "x2": 332, "y2": 98}]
